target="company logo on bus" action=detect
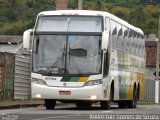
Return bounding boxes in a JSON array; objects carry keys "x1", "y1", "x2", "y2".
[
  {"x1": 45, "y1": 77, "x2": 56, "y2": 81},
  {"x1": 63, "y1": 82, "x2": 67, "y2": 86}
]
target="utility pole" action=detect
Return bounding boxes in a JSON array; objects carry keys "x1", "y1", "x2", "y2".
[
  {"x1": 155, "y1": 15, "x2": 160, "y2": 104},
  {"x1": 78, "y1": 0, "x2": 83, "y2": 10}
]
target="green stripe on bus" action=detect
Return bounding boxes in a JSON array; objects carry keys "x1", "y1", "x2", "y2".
[
  {"x1": 70, "y1": 77, "x2": 80, "y2": 82},
  {"x1": 61, "y1": 77, "x2": 80, "y2": 82},
  {"x1": 61, "y1": 77, "x2": 72, "y2": 82},
  {"x1": 119, "y1": 71, "x2": 126, "y2": 99},
  {"x1": 117, "y1": 50, "x2": 126, "y2": 99},
  {"x1": 117, "y1": 50, "x2": 124, "y2": 70}
]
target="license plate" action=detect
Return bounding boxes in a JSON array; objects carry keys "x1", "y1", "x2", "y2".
[{"x1": 59, "y1": 91, "x2": 71, "y2": 95}]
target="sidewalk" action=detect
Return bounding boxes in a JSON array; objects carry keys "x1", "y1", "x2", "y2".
[{"x1": 0, "y1": 100, "x2": 44, "y2": 110}]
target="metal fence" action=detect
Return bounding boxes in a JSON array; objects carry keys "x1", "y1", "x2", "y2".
[
  {"x1": 14, "y1": 55, "x2": 31, "y2": 100},
  {"x1": 143, "y1": 79, "x2": 160, "y2": 102},
  {"x1": 144, "y1": 79, "x2": 155, "y2": 102},
  {"x1": 143, "y1": 67, "x2": 160, "y2": 102}
]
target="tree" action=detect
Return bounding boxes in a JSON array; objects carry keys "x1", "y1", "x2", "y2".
[
  {"x1": 129, "y1": 7, "x2": 147, "y2": 30},
  {"x1": 145, "y1": 18, "x2": 158, "y2": 35},
  {"x1": 0, "y1": 0, "x2": 160, "y2": 35},
  {"x1": 144, "y1": 5, "x2": 160, "y2": 18},
  {"x1": 111, "y1": 6, "x2": 129, "y2": 20}
]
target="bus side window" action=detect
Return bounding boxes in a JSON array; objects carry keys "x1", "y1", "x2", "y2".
[
  {"x1": 140, "y1": 35, "x2": 145, "y2": 58},
  {"x1": 103, "y1": 51, "x2": 109, "y2": 77},
  {"x1": 139, "y1": 39, "x2": 141, "y2": 57},
  {"x1": 117, "y1": 27, "x2": 123, "y2": 50},
  {"x1": 132, "y1": 31, "x2": 135, "y2": 54},
  {"x1": 111, "y1": 20, "x2": 117, "y2": 48},
  {"x1": 134, "y1": 32, "x2": 138, "y2": 55},
  {"x1": 142, "y1": 42, "x2": 145, "y2": 58},
  {"x1": 105, "y1": 17, "x2": 110, "y2": 31},
  {"x1": 128, "y1": 29, "x2": 133, "y2": 53},
  {"x1": 123, "y1": 27, "x2": 128, "y2": 51},
  {"x1": 117, "y1": 23, "x2": 122, "y2": 50},
  {"x1": 137, "y1": 33, "x2": 140, "y2": 56}
]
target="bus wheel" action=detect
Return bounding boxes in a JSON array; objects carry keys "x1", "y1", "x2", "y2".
[
  {"x1": 127, "y1": 89, "x2": 137, "y2": 108},
  {"x1": 100, "y1": 89, "x2": 112, "y2": 110},
  {"x1": 45, "y1": 99, "x2": 56, "y2": 110},
  {"x1": 100, "y1": 101, "x2": 111, "y2": 110},
  {"x1": 118, "y1": 101, "x2": 126, "y2": 108}
]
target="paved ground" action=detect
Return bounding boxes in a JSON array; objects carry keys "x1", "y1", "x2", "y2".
[
  {"x1": 0, "y1": 103, "x2": 160, "y2": 120},
  {"x1": 0, "y1": 100, "x2": 155, "y2": 109}
]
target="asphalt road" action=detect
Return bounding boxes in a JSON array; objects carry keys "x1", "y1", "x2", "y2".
[{"x1": 0, "y1": 104, "x2": 160, "y2": 120}]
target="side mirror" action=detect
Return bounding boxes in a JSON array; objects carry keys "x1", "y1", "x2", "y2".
[
  {"x1": 101, "y1": 30, "x2": 109, "y2": 51},
  {"x1": 23, "y1": 29, "x2": 33, "y2": 50}
]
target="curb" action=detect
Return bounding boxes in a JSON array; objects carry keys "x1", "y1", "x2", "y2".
[
  {"x1": 0, "y1": 104, "x2": 44, "y2": 110},
  {"x1": 0, "y1": 101, "x2": 65, "y2": 110}
]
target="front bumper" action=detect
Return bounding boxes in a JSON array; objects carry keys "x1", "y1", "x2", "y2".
[{"x1": 31, "y1": 83, "x2": 105, "y2": 101}]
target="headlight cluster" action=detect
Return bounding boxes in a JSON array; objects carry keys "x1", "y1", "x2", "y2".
[
  {"x1": 84, "y1": 79, "x2": 103, "y2": 86},
  {"x1": 31, "y1": 78, "x2": 46, "y2": 85}
]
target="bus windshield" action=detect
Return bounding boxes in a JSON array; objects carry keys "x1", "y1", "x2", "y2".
[
  {"x1": 36, "y1": 16, "x2": 102, "y2": 32},
  {"x1": 32, "y1": 35, "x2": 102, "y2": 75},
  {"x1": 33, "y1": 16, "x2": 103, "y2": 76}
]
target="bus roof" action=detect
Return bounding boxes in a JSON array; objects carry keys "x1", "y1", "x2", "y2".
[{"x1": 38, "y1": 10, "x2": 144, "y2": 35}]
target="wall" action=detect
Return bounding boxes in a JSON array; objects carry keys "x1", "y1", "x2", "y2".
[{"x1": 0, "y1": 52, "x2": 15, "y2": 100}]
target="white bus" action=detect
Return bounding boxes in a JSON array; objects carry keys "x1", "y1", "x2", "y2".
[{"x1": 23, "y1": 10, "x2": 145, "y2": 110}]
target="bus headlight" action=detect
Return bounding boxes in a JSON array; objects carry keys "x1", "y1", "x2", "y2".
[
  {"x1": 31, "y1": 78, "x2": 46, "y2": 85},
  {"x1": 84, "y1": 79, "x2": 103, "y2": 86}
]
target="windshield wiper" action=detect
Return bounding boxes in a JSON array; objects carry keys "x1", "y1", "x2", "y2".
[
  {"x1": 48, "y1": 45, "x2": 66, "y2": 74},
  {"x1": 70, "y1": 56, "x2": 82, "y2": 74},
  {"x1": 53, "y1": 44, "x2": 65, "y2": 67}
]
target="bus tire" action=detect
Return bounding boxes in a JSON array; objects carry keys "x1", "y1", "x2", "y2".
[
  {"x1": 45, "y1": 99, "x2": 56, "y2": 110},
  {"x1": 100, "y1": 88, "x2": 113, "y2": 110},
  {"x1": 100, "y1": 101, "x2": 111, "y2": 110},
  {"x1": 127, "y1": 89, "x2": 137, "y2": 108},
  {"x1": 118, "y1": 101, "x2": 126, "y2": 108}
]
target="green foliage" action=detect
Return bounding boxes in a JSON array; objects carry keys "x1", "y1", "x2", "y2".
[
  {"x1": 0, "y1": 0, "x2": 55, "y2": 35},
  {"x1": 129, "y1": 7, "x2": 147, "y2": 29},
  {"x1": 70, "y1": 0, "x2": 160, "y2": 35},
  {"x1": 69, "y1": 0, "x2": 77, "y2": 9},
  {"x1": 0, "y1": 0, "x2": 159, "y2": 35},
  {"x1": 0, "y1": 20, "x2": 34, "y2": 35}
]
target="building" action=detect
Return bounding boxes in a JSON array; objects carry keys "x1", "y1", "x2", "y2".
[
  {"x1": 145, "y1": 37, "x2": 160, "y2": 80},
  {"x1": 56, "y1": 0, "x2": 68, "y2": 10},
  {"x1": 0, "y1": 35, "x2": 28, "y2": 55}
]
